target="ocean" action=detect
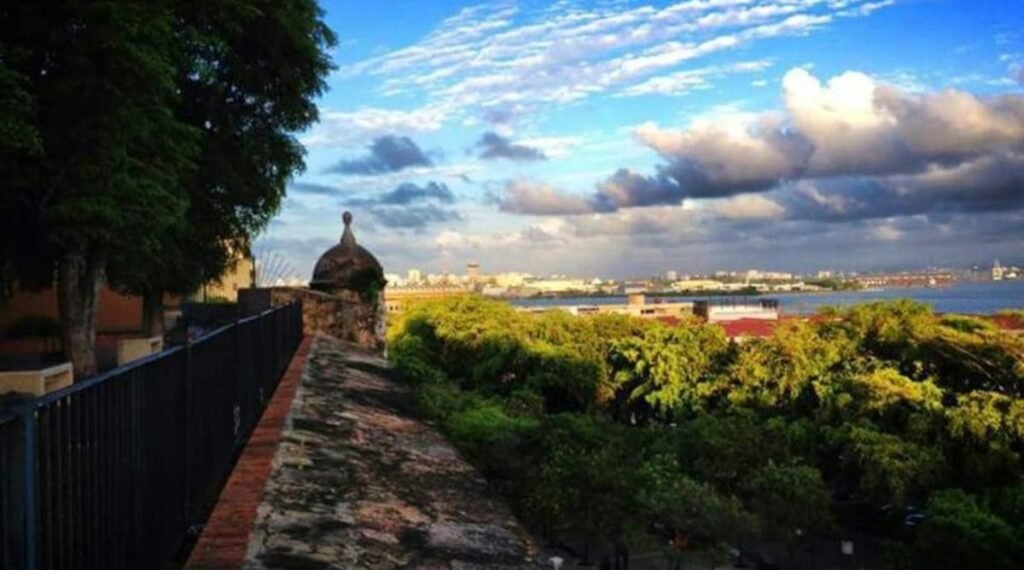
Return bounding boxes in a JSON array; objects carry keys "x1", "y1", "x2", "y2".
[{"x1": 508, "y1": 280, "x2": 1024, "y2": 316}]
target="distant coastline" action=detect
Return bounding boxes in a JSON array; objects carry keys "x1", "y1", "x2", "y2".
[{"x1": 510, "y1": 280, "x2": 1024, "y2": 315}]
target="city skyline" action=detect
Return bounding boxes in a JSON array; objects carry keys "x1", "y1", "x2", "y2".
[{"x1": 257, "y1": 0, "x2": 1024, "y2": 280}]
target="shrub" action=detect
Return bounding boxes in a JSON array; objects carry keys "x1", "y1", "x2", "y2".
[{"x1": 6, "y1": 315, "x2": 61, "y2": 338}]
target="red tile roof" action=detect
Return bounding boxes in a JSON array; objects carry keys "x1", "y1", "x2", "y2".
[
  {"x1": 718, "y1": 318, "x2": 778, "y2": 339},
  {"x1": 990, "y1": 313, "x2": 1024, "y2": 331}
]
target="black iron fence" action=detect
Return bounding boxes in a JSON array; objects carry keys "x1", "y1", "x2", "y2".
[{"x1": 0, "y1": 302, "x2": 303, "y2": 569}]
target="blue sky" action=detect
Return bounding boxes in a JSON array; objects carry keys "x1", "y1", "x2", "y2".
[{"x1": 259, "y1": 0, "x2": 1024, "y2": 280}]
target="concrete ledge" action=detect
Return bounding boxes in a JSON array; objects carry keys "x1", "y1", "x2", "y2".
[
  {"x1": 0, "y1": 362, "x2": 73, "y2": 397},
  {"x1": 116, "y1": 336, "x2": 164, "y2": 365}
]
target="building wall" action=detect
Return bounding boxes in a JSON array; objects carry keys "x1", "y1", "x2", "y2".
[
  {"x1": 1, "y1": 286, "x2": 145, "y2": 333},
  {"x1": 202, "y1": 257, "x2": 254, "y2": 302}
]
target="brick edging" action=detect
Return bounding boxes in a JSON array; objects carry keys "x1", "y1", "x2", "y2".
[{"x1": 186, "y1": 336, "x2": 313, "y2": 569}]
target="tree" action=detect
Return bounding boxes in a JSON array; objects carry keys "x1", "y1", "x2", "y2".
[
  {"x1": 725, "y1": 320, "x2": 846, "y2": 410},
  {"x1": 110, "y1": 0, "x2": 336, "y2": 335},
  {"x1": 607, "y1": 322, "x2": 729, "y2": 420},
  {"x1": 910, "y1": 489, "x2": 1021, "y2": 570},
  {"x1": 1, "y1": 1, "x2": 199, "y2": 374},
  {"x1": 637, "y1": 452, "x2": 756, "y2": 569},
  {"x1": 838, "y1": 425, "x2": 945, "y2": 505},
  {"x1": 0, "y1": 0, "x2": 335, "y2": 372},
  {"x1": 741, "y1": 461, "x2": 832, "y2": 565},
  {"x1": 523, "y1": 414, "x2": 640, "y2": 565}
]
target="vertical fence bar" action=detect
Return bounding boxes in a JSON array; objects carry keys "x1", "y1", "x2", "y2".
[
  {"x1": 183, "y1": 339, "x2": 193, "y2": 531},
  {"x1": 0, "y1": 302, "x2": 303, "y2": 570},
  {"x1": 22, "y1": 407, "x2": 38, "y2": 570}
]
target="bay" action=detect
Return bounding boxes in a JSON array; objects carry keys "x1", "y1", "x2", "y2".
[{"x1": 508, "y1": 280, "x2": 1024, "y2": 315}]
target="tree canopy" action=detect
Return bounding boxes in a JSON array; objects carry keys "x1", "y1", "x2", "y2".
[
  {"x1": 390, "y1": 297, "x2": 1024, "y2": 569},
  {"x1": 0, "y1": 0, "x2": 335, "y2": 372}
]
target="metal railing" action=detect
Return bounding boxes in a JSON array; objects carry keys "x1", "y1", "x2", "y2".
[{"x1": 0, "y1": 301, "x2": 303, "y2": 569}]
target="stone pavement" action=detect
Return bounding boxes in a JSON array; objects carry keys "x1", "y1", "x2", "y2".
[{"x1": 243, "y1": 336, "x2": 545, "y2": 569}]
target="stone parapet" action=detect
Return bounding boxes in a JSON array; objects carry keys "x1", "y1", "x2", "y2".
[
  {"x1": 242, "y1": 336, "x2": 544, "y2": 569},
  {"x1": 239, "y1": 287, "x2": 386, "y2": 354}
]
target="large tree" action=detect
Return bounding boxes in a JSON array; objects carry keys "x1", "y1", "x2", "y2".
[
  {"x1": 109, "y1": 0, "x2": 335, "y2": 336},
  {"x1": 1, "y1": 0, "x2": 334, "y2": 372},
  {"x1": 0, "y1": 1, "x2": 198, "y2": 374}
]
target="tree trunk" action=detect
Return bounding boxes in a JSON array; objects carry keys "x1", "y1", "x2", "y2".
[
  {"x1": 141, "y1": 289, "x2": 164, "y2": 338},
  {"x1": 57, "y1": 248, "x2": 104, "y2": 377}
]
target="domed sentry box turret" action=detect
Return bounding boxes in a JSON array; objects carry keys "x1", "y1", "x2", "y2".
[{"x1": 310, "y1": 211, "x2": 387, "y2": 298}]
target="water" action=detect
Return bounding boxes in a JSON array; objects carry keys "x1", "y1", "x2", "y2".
[{"x1": 509, "y1": 280, "x2": 1024, "y2": 315}]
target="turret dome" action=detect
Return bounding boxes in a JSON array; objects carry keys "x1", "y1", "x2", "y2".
[{"x1": 310, "y1": 212, "x2": 384, "y2": 292}]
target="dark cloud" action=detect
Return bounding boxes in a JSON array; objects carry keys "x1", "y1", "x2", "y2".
[
  {"x1": 593, "y1": 169, "x2": 682, "y2": 209},
  {"x1": 289, "y1": 181, "x2": 341, "y2": 196},
  {"x1": 776, "y1": 152, "x2": 1024, "y2": 223},
  {"x1": 501, "y1": 69, "x2": 1024, "y2": 216},
  {"x1": 344, "y1": 181, "x2": 460, "y2": 230},
  {"x1": 365, "y1": 204, "x2": 463, "y2": 229},
  {"x1": 475, "y1": 132, "x2": 547, "y2": 161},
  {"x1": 325, "y1": 135, "x2": 432, "y2": 175},
  {"x1": 349, "y1": 182, "x2": 455, "y2": 207}
]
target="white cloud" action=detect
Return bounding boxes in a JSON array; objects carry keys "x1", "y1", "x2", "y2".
[
  {"x1": 301, "y1": 106, "x2": 447, "y2": 148},
  {"x1": 334, "y1": 0, "x2": 891, "y2": 126},
  {"x1": 708, "y1": 194, "x2": 786, "y2": 219}
]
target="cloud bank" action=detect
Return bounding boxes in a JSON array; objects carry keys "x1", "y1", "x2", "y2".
[
  {"x1": 345, "y1": 181, "x2": 460, "y2": 230},
  {"x1": 325, "y1": 135, "x2": 433, "y2": 175},
  {"x1": 500, "y1": 68, "x2": 1024, "y2": 223}
]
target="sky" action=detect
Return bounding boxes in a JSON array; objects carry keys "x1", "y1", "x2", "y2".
[{"x1": 257, "y1": 0, "x2": 1024, "y2": 280}]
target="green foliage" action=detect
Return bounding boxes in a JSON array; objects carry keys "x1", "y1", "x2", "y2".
[
  {"x1": 840, "y1": 425, "x2": 945, "y2": 504},
  {"x1": 741, "y1": 460, "x2": 832, "y2": 542},
  {"x1": 608, "y1": 322, "x2": 728, "y2": 417},
  {"x1": 0, "y1": 0, "x2": 334, "y2": 368},
  {"x1": 910, "y1": 489, "x2": 1022, "y2": 570},
  {"x1": 345, "y1": 266, "x2": 386, "y2": 303},
  {"x1": 727, "y1": 320, "x2": 847, "y2": 409},
  {"x1": 389, "y1": 298, "x2": 1024, "y2": 562}
]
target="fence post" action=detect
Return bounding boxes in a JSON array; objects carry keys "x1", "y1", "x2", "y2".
[
  {"x1": 20, "y1": 407, "x2": 38, "y2": 570},
  {"x1": 233, "y1": 320, "x2": 243, "y2": 443},
  {"x1": 182, "y1": 340, "x2": 193, "y2": 529}
]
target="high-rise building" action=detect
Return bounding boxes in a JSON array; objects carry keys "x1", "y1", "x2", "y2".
[
  {"x1": 407, "y1": 268, "x2": 422, "y2": 284},
  {"x1": 664, "y1": 270, "x2": 678, "y2": 281},
  {"x1": 467, "y1": 263, "x2": 480, "y2": 283},
  {"x1": 993, "y1": 260, "x2": 1005, "y2": 281}
]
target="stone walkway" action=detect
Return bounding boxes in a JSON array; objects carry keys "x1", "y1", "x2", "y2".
[{"x1": 244, "y1": 336, "x2": 544, "y2": 569}]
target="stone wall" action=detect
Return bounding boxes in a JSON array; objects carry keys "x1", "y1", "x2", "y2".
[{"x1": 240, "y1": 287, "x2": 386, "y2": 354}]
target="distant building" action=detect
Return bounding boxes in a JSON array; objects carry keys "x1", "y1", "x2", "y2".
[
  {"x1": 494, "y1": 272, "x2": 528, "y2": 288},
  {"x1": 201, "y1": 249, "x2": 254, "y2": 302},
  {"x1": 467, "y1": 263, "x2": 480, "y2": 284},
  {"x1": 407, "y1": 268, "x2": 422, "y2": 284},
  {"x1": 525, "y1": 279, "x2": 595, "y2": 294},
  {"x1": 516, "y1": 293, "x2": 693, "y2": 320},
  {"x1": 993, "y1": 260, "x2": 1005, "y2": 281},
  {"x1": 664, "y1": 270, "x2": 678, "y2": 281},
  {"x1": 670, "y1": 279, "x2": 726, "y2": 292},
  {"x1": 693, "y1": 298, "x2": 779, "y2": 323}
]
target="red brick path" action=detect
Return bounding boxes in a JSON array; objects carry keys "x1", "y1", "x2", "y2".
[{"x1": 186, "y1": 336, "x2": 312, "y2": 569}]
